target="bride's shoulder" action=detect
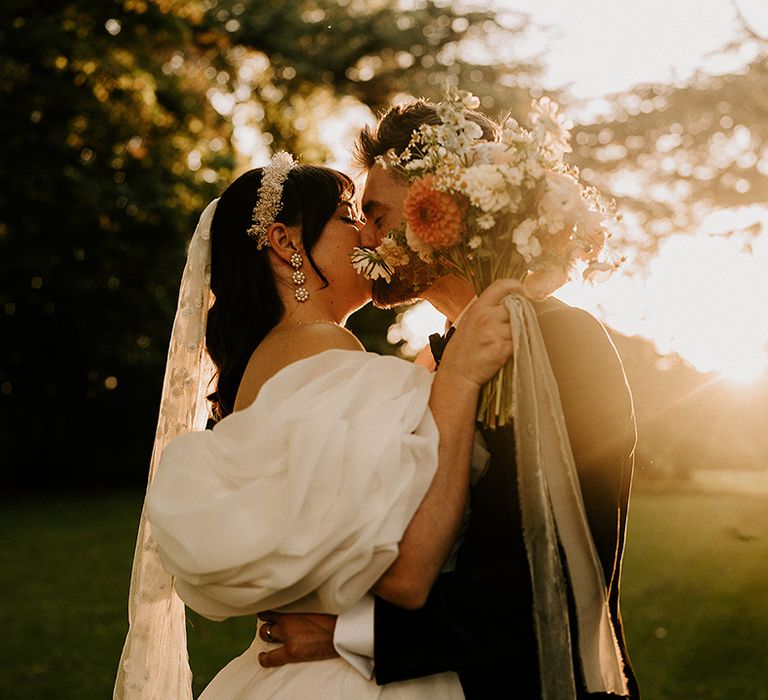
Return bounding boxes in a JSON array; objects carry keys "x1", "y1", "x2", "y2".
[
  {"x1": 235, "y1": 323, "x2": 365, "y2": 411},
  {"x1": 277, "y1": 321, "x2": 365, "y2": 354}
]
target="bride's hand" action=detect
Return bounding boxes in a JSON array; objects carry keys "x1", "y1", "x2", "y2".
[{"x1": 438, "y1": 278, "x2": 522, "y2": 388}]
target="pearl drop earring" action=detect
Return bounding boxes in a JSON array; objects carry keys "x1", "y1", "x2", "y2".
[{"x1": 290, "y1": 252, "x2": 309, "y2": 302}]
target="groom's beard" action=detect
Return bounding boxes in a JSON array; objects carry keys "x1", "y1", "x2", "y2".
[
  {"x1": 372, "y1": 259, "x2": 443, "y2": 309},
  {"x1": 372, "y1": 273, "x2": 424, "y2": 309}
]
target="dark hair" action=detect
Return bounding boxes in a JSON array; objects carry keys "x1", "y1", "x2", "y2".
[
  {"x1": 354, "y1": 98, "x2": 501, "y2": 169},
  {"x1": 206, "y1": 164, "x2": 354, "y2": 420}
]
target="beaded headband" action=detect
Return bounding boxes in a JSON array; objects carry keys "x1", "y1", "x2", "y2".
[{"x1": 247, "y1": 151, "x2": 297, "y2": 249}]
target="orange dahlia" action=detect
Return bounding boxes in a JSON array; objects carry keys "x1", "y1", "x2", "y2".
[{"x1": 403, "y1": 176, "x2": 463, "y2": 249}]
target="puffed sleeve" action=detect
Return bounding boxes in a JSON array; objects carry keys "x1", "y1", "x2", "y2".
[{"x1": 146, "y1": 349, "x2": 439, "y2": 621}]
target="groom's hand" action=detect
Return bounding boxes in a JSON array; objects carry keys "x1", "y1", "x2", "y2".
[
  {"x1": 257, "y1": 612, "x2": 339, "y2": 667},
  {"x1": 439, "y1": 278, "x2": 522, "y2": 388}
]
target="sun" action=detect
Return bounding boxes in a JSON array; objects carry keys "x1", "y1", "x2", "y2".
[
  {"x1": 718, "y1": 354, "x2": 766, "y2": 383},
  {"x1": 684, "y1": 346, "x2": 766, "y2": 384},
  {"x1": 641, "y1": 233, "x2": 768, "y2": 383},
  {"x1": 555, "y1": 220, "x2": 768, "y2": 385}
]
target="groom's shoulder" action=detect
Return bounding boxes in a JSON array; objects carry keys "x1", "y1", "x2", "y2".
[
  {"x1": 534, "y1": 296, "x2": 570, "y2": 318},
  {"x1": 535, "y1": 297, "x2": 603, "y2": 332},
  {"x1": 535, "y1": 298, "x2": 618, "y2": 357}
]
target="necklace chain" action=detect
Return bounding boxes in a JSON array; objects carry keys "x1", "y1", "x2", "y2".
[{"x1": 278, "y1": 318, "x2": 339, "y2": 328}]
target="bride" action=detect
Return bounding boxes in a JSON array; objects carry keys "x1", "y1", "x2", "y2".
[{"x1": 115, "y1": 152, "x2": 518, "y2": 698}]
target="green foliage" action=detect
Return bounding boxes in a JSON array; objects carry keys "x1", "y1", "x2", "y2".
[
  {"x1": 0, "y1": 0, "x2": 234, "y2": 482},
  {"x1": 233, "y1": 0, "x2": 539, "y2": 104},
  {"x1": 196, "y1": 0, "x2": 542, "y2": 158}
]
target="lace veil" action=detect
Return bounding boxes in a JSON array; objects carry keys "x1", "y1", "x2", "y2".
[{"x1": 114, "y1": 199, "x2": 219, "y2": 699}]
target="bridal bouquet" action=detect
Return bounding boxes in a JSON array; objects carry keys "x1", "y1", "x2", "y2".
[{"x1": 352, "y1": 88, "x2": 618, "y2": 428}]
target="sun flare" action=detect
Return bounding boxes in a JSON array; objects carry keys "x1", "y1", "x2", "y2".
[{"x1": 559, "y1": 225, "x2": 768, "y2": 383}]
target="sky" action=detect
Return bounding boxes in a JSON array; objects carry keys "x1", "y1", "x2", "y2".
[
  {"x1": 495, "y1": 0, "x2": 768, "y2": 99},
  {"x1": 389, "y1": 0, "x2": 768, "y2": 382}
]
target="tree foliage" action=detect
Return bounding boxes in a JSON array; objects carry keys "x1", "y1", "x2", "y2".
[
  {"x1": 188, "y1": 0, "x2": 542, "y2": 158},
  {"x1": 0, "y1": 0, "x2": 232, "y2": 483},
  {"x1": 4, "y1": 0, "x2": 765, "y2": 487},
  {"x1": 570, "y1": 18, "x2": 768, "y2": 261}
]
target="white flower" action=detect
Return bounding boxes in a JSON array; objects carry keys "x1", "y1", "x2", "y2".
[
  {"x1": 404, "y1": 158, "x2": 427, "y2": 171},
  {"x1": 523, "y1": 152, "x2": 545, "y2": 180},
  {"x1": 539, "y1": 212, "x2": 565, "y2": 236},
  {"x1": 460, "y1": 164, "x2": 511, "y2": 213},
  {"x1": 538, "y1": 172, "x2": 584, "y2": 233},
  {"x1": 529, "y1": 96, "x2": 572, "y2": 157},
  {"x1": 349, "y1": 247, "x2": 394, "y2": 282},
  {"x1": 405, "y1": 224, "x2": 435, "y2": 262},
  {"x1": 468, "y1": 235, "x2": 483, "y2": 249},
  {"x1": 476, "y1": 214, "x2": 496, "y2": 230},
  {"x1": 504, "y1": 127, "x2": 535, "y2": 149},
  {"x1": 512, "y1": 218, "x2": 542, "y2": 262},
  {"x1": 462, "y1": 92, "x2": 481, "y2": 109},
  {"x1": 501, "y1": 116, "x2": 521, "y2": 133},
  {"x1": 464, "y1": 121, "x2": 483, "y2": 141},
  {"x1": 499, "y1": 163, "x2": 524, "y2": 188},
  {"x1": 473, "y1": 142, "x2": 517, "y2": 166}
]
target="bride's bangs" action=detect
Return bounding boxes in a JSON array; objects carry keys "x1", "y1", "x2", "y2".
[{"x1": 295, "y1": 165, "x2": 355, "y2": 211}]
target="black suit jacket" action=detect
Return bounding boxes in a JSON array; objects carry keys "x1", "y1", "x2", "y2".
[{"x1": 373, "y1": 301, "x2": 640, "y2": 699}]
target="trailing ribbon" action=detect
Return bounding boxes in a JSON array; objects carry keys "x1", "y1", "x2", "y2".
[{"x1": 503, "y1": 294, "x2": 628, "y2": 699}]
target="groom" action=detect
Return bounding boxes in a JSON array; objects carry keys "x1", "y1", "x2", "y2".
[{"x1": 258, "y1": 101, "x2": 640, "y2": 698}]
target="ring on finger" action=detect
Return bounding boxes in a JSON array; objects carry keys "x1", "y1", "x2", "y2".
[{"x1": 264, "y1": 622, "x2": 276, "y2": 643}]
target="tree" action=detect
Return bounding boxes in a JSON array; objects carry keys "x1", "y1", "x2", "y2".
[
  {"x1": 0, "y1": 0, "x2": 233, "y2": 484},
  {"x1": 177, "y1": 0, "x2": 544, "y2": 161},
  {"x1": 569, "y1": 16, "x2": 768, "y2": 262}
]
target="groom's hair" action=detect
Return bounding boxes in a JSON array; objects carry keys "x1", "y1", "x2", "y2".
[{"x1": 355, "y1": 98, "x2": 500, "y2": 169}]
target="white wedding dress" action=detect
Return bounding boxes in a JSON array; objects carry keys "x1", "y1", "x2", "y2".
[{"x1": 146, "y1": 349, "x2": 464, "y2": 699}]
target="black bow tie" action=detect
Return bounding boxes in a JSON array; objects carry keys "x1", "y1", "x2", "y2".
[{"x1": 428, "y1": 326, "x2": 456, "y2": 367}]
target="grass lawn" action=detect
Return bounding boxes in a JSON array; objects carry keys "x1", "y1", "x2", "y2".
[
  {"x1": 1, "y1": 488, "x2": 767, "y2": 699},
  {"x1": 620, "y1": 488, "x2": 768, "y2": 699}
]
